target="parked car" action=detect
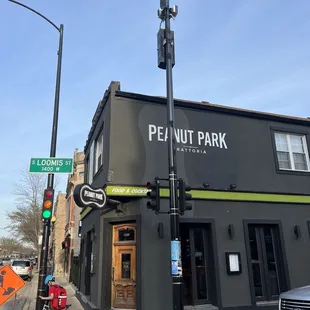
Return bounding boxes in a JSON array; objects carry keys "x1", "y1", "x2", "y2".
[
  {"x1": 11, "y1": 259, "x2": 33, "y2": 281},
  {"x1": 2, "y1": 259, "x2": 11, "y2": 266},
  {"x1": 279, "y1": 285, "x2": 310, "y2": 310}
]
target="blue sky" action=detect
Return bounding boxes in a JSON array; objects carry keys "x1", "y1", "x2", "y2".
[{"x1": 0, "y1": 0, "x2": 309, "y2": 237}]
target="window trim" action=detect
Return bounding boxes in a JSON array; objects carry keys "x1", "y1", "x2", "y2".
[{"x1": 271, "y1": 129, "x2": 310, "y2": 174}]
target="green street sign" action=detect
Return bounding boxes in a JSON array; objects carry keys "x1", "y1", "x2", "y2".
[{"x1": 29, "y1": 158, "x2": 73, "y2": 174}]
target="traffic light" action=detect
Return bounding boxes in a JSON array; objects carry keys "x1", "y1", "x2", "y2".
[
  {"x1": 146, "y1": 178, "x2": 160, "y2": 213},
  {"x1": 178, "y1": 179, "x2": 192, "y2": 215},
  {"x1": 42, "y1": 188, "x2": 54, "y2": 220}
]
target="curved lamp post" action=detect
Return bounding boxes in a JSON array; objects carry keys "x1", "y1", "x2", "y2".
[{"x1": 8, "y1": 1, "x2": 63, "y2": 309}]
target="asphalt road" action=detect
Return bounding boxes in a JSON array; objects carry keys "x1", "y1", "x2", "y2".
[
  {"x1": 1, "y1": 276, "x2": 37, "y2": 310},
  {"x1": 1, "y1": 281, "x2": 30, "y2": 310}
]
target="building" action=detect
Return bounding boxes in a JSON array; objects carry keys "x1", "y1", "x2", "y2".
[
  {"x1": 50, "y1": 192, "x2": 66, "y2": 275},
  {"x1": 77, "y1": 81, "x2": 310, "y2": 310},
  {"x1": 63, "y1": 149, "x2": 85, "y2": 285}
]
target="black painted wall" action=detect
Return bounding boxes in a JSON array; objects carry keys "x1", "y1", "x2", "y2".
[
  {"x1": 108, "y1": 92, "x2": 310, "y2": 194},
  {"x1": 137, "y1": 199, "x2": 310, "y2": 309},
  {"x1": 79, "y1": 208, "x2": 101, "y2": 306},
  {"x1": 80, "y1": 197, "x2": 310, "y2": 309},
  {"x1": 80, "y1": 83, "x2": 310, "y2": 309}
]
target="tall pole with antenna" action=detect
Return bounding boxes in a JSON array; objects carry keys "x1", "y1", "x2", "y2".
[{"x1": 157, "y1": 0, "x2": 183, "y2": 309}]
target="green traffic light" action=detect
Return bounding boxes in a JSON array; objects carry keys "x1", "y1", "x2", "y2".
[{"x1": 42, "y1": 210, "x2": 52, "y2": 219}]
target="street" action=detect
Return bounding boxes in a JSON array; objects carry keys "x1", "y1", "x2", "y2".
[{"x1": 2, "y1": 278, "x2": 35, "y2": 310}]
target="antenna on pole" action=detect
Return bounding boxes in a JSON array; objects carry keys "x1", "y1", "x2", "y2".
[{"x1": 160, "y1": 0, "x2": 168, "y2": 8}]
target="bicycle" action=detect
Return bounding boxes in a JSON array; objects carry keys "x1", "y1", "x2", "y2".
[
  {"x1": 42, "y1": 301, "x2": 50, "y2": 309},
  {"x1": 42, "y1": 301, "x2": 70, "y2": 309}
]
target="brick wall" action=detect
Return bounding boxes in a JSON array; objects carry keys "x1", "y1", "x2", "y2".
[{"x1": 53, "y1": 193, "x2": 66, "y2": 274}]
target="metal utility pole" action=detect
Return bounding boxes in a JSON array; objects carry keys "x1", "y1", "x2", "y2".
[
  {"x1": 37, "y1": 22, "x2": 63, "y2": 310},
  {"x1": 157, "y1": 1, "x2": 183, "y2": 309},
  {"x1": 8, "y1": 1, "x2": 63, "y2": 309}
]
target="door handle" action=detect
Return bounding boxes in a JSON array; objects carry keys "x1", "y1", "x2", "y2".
[{"x1": 112, "y1": 267, "x2": 115, "y2": 281}]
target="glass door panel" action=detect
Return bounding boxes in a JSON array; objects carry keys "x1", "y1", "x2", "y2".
[
  {"x1": 181, "y1": 226, "x2": 192, "y2": 306},
  {"x1": 189, "y1": 228, "x2": 209, "y2": 305},
  {"x1": 248, "y1": 225, "x2": 284, "y2": 302},
  {"x1": 263, "y1": 227, "x2": 279, "y2": 298},
  {"x1": 192, "y1": 228, "x2": 208, "y2": 300},
  {"x1": 181, "y1": 224, "x2": 214, "y2": 306},
  {"x1": 248, "y1": 226, "x2": 265, "y2": 299}
]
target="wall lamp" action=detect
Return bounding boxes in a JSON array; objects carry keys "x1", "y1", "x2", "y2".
[
  {"x1": 228, "y1": 224, "x2": 234, "y2": 239},
  {"x1": 229, "y1": 184, "x2": 236, "y2": 190},
  {"x1": 91, "y1": 225, "x2": 97, "y2": 242},
  {"x1": 157, "y1": 222, "x2": 164, "y2": 239},
  {"x1": 293, "y1": 225, "x2": 301, "y2": 239},
  {"x1": 202, "y1": 182, "x2": 210, "y2": 189}
]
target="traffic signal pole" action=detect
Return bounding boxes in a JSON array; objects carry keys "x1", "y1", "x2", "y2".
[
  {"x1": 159, "y1": 1, "x2": 183, "y2": 309},
  {"x1": 7, "y1": 2, "x2": 64, "y2": 309},
  {"x1": 36, "y1": 24, "x2": 63, "y2": 310}
]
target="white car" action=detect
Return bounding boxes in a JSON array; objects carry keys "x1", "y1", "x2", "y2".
[{"x1": 11, "y1": 259, "x2": 33, "y2": 281}]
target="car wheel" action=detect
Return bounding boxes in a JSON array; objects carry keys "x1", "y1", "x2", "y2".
[{"x1": 27, "y1": 277, "x2": 31, "y2": 282}]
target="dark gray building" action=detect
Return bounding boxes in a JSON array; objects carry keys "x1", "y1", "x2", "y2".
[{"x1": 77, "y1": 81, "x2": 310, "y2": 310}]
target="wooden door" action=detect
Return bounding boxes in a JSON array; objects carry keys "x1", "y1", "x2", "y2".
[{"x1": 112, "y1": 224, "x2": 136, "y2": 309}]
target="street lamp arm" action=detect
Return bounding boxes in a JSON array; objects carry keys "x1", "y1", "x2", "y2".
[{"x1": 8, "y1": 0, "x2": 60, "y2": 32}]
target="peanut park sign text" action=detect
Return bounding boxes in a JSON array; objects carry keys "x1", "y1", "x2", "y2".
[{"x1": 148, "y1": 124, "x2": 228, "y2": 155}]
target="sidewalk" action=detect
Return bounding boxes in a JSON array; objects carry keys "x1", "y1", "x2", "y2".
[
  {"x1": 22, "y1": 273, "x2": 84, "y2": 309},
  {"x1": 22, "y1": 273, "x2": 39, "y2": 310},
  {"x1": 56, "y1": 276, "x2": 84, "y2": 310}
]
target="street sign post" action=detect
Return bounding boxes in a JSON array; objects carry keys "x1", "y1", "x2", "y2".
[
  {"x1": 29, "y1": 158, "x2": 73, "y2": 173},
  {"x1": 0, "y1": 265, "x2": 25, "y2": 307}
]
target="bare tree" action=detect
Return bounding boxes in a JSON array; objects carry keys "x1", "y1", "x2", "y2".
[
  {"x1": 0, "y1": 237, "x2": 35, "y2": 257},
  {"x1": 6, "y1": 167, "x2": 61, "y2": 251},
  {"x1": 13, "y1": 170, "x2": 46, "y2": 207},
  {"x1": 0, "y1": 237, "x2": 20, "y2": 256}
]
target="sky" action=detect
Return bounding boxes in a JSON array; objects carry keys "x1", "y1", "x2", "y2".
[{"x1": 0, "y1": 0, "x2": 309, "y2": 237}]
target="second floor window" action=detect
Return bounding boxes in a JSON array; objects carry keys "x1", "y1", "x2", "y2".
[
  {"x1": 95, "y1": 131, "x2": 103, "y2": 173},
  {"x1": 274, "y1": 132, "x2": 310, "y2": 172},
  {"x1": 87, "y1": 142, "x2": 94, "y2": 183}
]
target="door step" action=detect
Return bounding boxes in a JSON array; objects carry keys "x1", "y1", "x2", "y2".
[{"x1": 185, "y1": 305, "x2": 219, "y2": 310}]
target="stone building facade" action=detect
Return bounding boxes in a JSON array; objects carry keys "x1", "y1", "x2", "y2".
[
  {"x1": 51, "y1": 192, "x2": 66, "y2": 275},
  {"x1": 63, "y1": 149, "x2": 85, "y2": 284}
]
